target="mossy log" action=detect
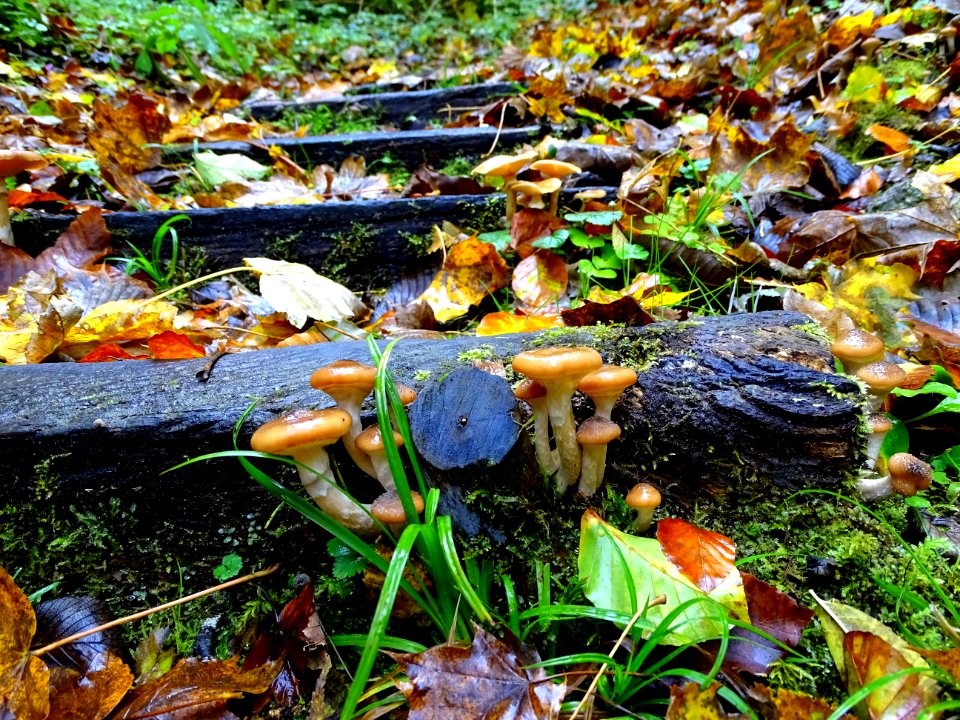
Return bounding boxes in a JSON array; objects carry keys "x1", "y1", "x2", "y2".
[
  {"x1": 162, "y1": 126, "x2": 541, "y2": 168},
  {"x1": 0, "y1": 312, "x2": 862, "y2": 528},
  {"x1": 245, "y1": 82, "x2": 519, "y2": 122}
]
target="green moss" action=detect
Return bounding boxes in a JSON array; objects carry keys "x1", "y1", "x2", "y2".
[
  {"x1": 455, "y1": 195, "x2": 506, "y2": 232},
  {"x1": 438, "y1": 155, "x2": 478, "y2": 177},
  {"x1": 399, "y1": 230, "x2": 433, "y2": 256},
  {"x1": 412, "y1": 370, "x2": 433, "y2": 382},
  {"x1": 456, "y1": 344, "x2": 497, "y2": 363},
  {"x1": 323, "y1": 222, "x2": 390, "y2": 286},
  {"x1": 792, "y1": 321, "x2": 830, "y2": 343},
  {"x1": 263, "y1": 231, "x2": 303, "y2": 262}
]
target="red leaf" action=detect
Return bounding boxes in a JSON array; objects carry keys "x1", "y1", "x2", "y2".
[
  {"x1": 147, "y1": 331, "x2": 206, "y2": 359},
  {"x1": 7, "y1": 189, "x2": 68, "y2": 209},
  {"x1": 561, "y1": 296, "x2": 653, "y2": 327},
  {"x1": 657, "y1": 518, "x2": 736, "y2": 593},
  {"x1": 78, "y1": 344, "x2": 140, "y2": 363}
]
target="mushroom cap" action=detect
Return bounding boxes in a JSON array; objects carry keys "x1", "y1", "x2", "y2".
[
  {"x1": 310, "y1": 360, "x2": 377, "y2": 401},
  {"x1": 355, "y1": 425, "x2": 404, "y2": 454},
  {"x1": 514, "y1": 378, "x2": 548, "y2": 401},
  {"x1": 250, "y1": 408, "x2": 351, "y2": 455},
  {"x1": 395, "y1": 383, "x2": 417, "y2": 405},
  {"x1": 530, "y1": 159, "x2": 582, "y2": 179},
  {"x1": 626, "y1": 482, "x2": 661, "y2": 510},
  {"x1": 578, "y1": 365, "x2": 638, "y2": 398},
  {"x1": 371, "y1": 490, "x2": 424, "y2": 523},
  {"x1": 831, "y1": 329, "x2": 884, "y2": 366},
  {"x1": 512, "y1": 346, "x2": 603, "y2": 384},
  {"x1": 472, "y1": 151, "x2": 539, "y2": 178},
  {"x1": 887, "y1": 453, "x2": 933, "y2": 496},
  {"x1": 868, "y1": 412, "x2": 893, "y2": 433},
  {"x1": 857, "y1": 361, "x2": 907, "y2": 393},
  {"x1": 577, "y1": 416, "x2": 621, "y2": 445},
  {"x1": 0, "y1": 149, "x2": 46, "y2": 178},
  {"x1": 512, "y1": 177, "x2": 562, "y2": 200},
  {"x1": 573, "y1": 189, "x2": 607, "y2": 201}
]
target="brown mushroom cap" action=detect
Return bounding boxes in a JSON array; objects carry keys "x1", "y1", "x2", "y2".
[
  {"x1": 310, "y1": 360, "x2": 377, "y2": 400},
  {"x1": 573, "y1": 189, "x2": 607, "y2": 201},
  {"x1": 512, "y1": 178, "x2": 562, "y2": 204},
  {"x1": 250, "y1": 408, "x2": 352, "y2": 455},
  {"x1": 626, "y1": 482, "x2": 661, "y2": 510},
  {"x1": 831, "y1": 330, "x2": 884, "y2": 368},
  {"x1": 868, "y1": 413, "x2": 893, "y2": 433},
  {"x1": 472, "y1": 151, "x2": 539, "y2": 178},
  {"x1": 396, "y1": 383, "x2": 417, "y2": 405},
  {"x1": 355, "y1": 425, "x2": 404, "y2": 454},
  {"x1": 887, "y1": 453, "x2": 933, "y2": 497},
  {"x1": 577, "y1": 416, "x2": 621, "y2": 445},
  {"x1": 514, "y1": 378, "x2": 548, "y2": 401},
  {"x1": 529, "y1": 159, "x2": 582, "y2": 179},
  {"x1": 578, "y1": 365, "x2": 638, "y2": 398},
  {"x1": 512, "y1": 346, "x2": 603, "y2": 383},
  {"x1": 857, "y1": 361, "x2": 907, "y2": 393},
  {"x1": 0, "y1": 149, "x2": 46, "y2": 178},
  {"x1": 371, "y1": 490, "x2": 424, "y2": 523}
]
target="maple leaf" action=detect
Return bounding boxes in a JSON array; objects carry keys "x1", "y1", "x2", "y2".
[
  {"x1": 0, "y1": 566, "x2": 50, "y2": 720},
  {"x1": 392, "y1": 626, "x2": 565, "y2": 720},
  {"x1": 47, "y1": 652, "x2": 133, "y2": 720}
]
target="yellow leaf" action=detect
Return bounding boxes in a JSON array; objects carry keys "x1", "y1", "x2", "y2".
[
  {"x1": 640, "y1": 289, "x2": 695, "y2": 308},
  {"x1": 0, "y1": 567, "x2": 50, "y2": 720},
  {"x1": 0, "y1": 271, "x2": 82, "y2": 364},
  {"x1": 63, "y1": 299, "x2": 179, "y2": 345},
  {"x1": 417, "y1": 237, "x2": 509, "y2": 323},
  {"x1": 476, "y1": 311, "x2": 563, "y2": 336},
  {"x1": 930, "y1": 154, "x2": 960, "y2": 183}
]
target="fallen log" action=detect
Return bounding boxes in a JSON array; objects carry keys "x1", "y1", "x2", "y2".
[
  {"x1": 0, "y1": 312, "x2": 861, "y2": 522},
  {"x1": 245, "y1": 82, "x2": 519, "y2": 122},
  {"x1": 162, "y1": 126, "x2": 541, "y2": 168}
]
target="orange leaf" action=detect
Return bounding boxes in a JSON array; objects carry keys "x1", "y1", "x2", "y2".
[
  {"x1": 48, "y1": 652, "x2": 134, "y2": 720},
  {"x1": 0, "y1": 567, "x2": 50, "y2": 720},
  {"x1": 7, "y1": 189, "x2": 68, "y2": 209},
  {"x1": 511, "y1": 251, "x2": 568, "y2": 311},
  {"x1": 78, "y1": 344, "x2": 140, "y2": 362},
  {"x1": 657, "y1": 518, "x2": 737, "y2": 593},
  {"x1": 843, "y1": 631, "x2": 939, "y2": 718},
  {"x1": 866, "y1": 124, "x2": 911, "y2": 154},
  {"x1": 417, "y1": 237, "x2": 510, "y2": 323},
  {"x1": 476, "y1": 311, "x2": 563, "y2": 336},
  {"x1": 510, "y1": 209, "x2": 565, "y2": 258},
  {"x1": 147, "y1": 330, "x2": 206, "y2": 359}
]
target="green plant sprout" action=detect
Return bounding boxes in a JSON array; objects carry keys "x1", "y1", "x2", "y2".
[{"x1": 111, "y1": 213, "x2": 190, "y2": 291}]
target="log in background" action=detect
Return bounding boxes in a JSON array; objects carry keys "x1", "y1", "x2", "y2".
[{"x1": 0, "y1": 311, "x2": 862, "y2": 536}]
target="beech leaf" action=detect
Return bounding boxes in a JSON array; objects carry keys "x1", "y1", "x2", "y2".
[
  {"x1": 656, "y1": 517, "x2": 737, "y2": 593},
  {"x1": 193, "y1": 152, "x2": 271, "y2": 187},
  {"x1": 417, "y1": 237, "x2": 510, "y2": 322}
]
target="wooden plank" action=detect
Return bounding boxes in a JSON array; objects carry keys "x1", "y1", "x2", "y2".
[
  {"x1": 246, "y1": 82, "x2": 520, "y2": 122},
  {"x1": 162, "y1": 126, "x2": 541, "y2": 168}
]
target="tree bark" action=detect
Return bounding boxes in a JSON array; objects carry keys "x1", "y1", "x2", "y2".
[{"x1": 0, "y1": 312, "x2": 862, "y2": 526}]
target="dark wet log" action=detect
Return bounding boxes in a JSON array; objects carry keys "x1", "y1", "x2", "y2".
[
  {"x1": 13, "y1": 188, "x2": 610, "y2": 289},
  {"x1": 246, "y1": 82, "x2": 519, "y2": 122},
  {"x1": 162, "y1": 126, "x2": 542, "y2": 168},
  {"x1": 0, "y1": 312, "x2": 862, "y2": 529}
]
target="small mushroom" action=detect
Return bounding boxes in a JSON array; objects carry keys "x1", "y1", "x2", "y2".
[
  {"x1": 577, "y1": 365, "x2": 638, "y2": 420},
  {"x1": 857, "y1": 452, "x2": 933, "y2": 501},
  {"x1": 573, "y1": 188, "x2": 607, "y2": 212},
  {"x1": 371, "y1": 490, "x2": 425, "y2": 537},
  {"x1": 512, "y1": 178, "x2": 562, "y2": 213},
  {"x1": 857, "y1": 360, "x2": 907, "y2": 412},
  {"x1": 390, "y1": 382, "x2": 417, "y2": 430},
  {"x1": 250, "y1": 409, "x2": 376, "y2": 534},
  {"x1": 865, "y1": 412, "x2": 893, "y2": 471},
  {"x1": 831, "y1": 329, "x2": 884, "y2": 374},
  {"x1": 512, "y1": 346, "x2": 603, "y2": 491},
  {"x1": 514, "y1": 378, "x2": 559, "y2": 475},
  {"x1": 0, "y1": 149, "x2": 47, "y2": 246},
  {"x1": 530, "y1": 159, "x2": 581, "y2": 215},
  {"x1": 626, "y1": 482, "x2": 661, "y2": 532},
  {"x1": 472, "y1": 151, "x2": 539, "y2": 221},
  {"x1": 310, "y1": 360, "x2": 378, "y2": 477},
  {"x1": 355, "y1": 424, "x2": 405, "y2": 492},
  {"x1": 576, "y1": 416, "x2": 621, "y2": 498}
]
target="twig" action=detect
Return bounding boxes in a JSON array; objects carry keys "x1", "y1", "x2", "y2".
[
  {"x1": 197, "y1": 350, "x2": 231, "y2": 382},
  {"x1": 31, "y1": 564, "x2": 280, "y2": 657}
]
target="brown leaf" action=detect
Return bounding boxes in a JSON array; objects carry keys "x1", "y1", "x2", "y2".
[
  {"x1": 111, "y1": 656, "x2": 281, "y2": 720},
  {"x1": 710, "y1": 117, "x2": 812, "y2": 195},
  {"x1": 511, "y1": 251, "x2": 568, "y2": 311},
  {"x1": 916, "y1": 647, "x2": 960, "y2": 684},
  {"x1": 748, "y1": 684, "x2": 853, "y2": 719},
  {"x1": 0, "y1": 566, "x2": 50, "y2": 720},
  {"x1": 561, "y1": 296, "x2": 653, "y2": 328},
  {"x1": 510, "y1": 209, "x2": 565, "y2": 258},
  {"x1": 89, "y1": 94, "x2": 169, "y2": 175},
  {"x1": 768, "y1": 211, "x2": 857, "y2": 267},
  {"x1": 665, "y1": 682, "x2": 742, "y2": 719},
  {"x1": 418, "y1": 237, "x2": 510, "y2": 322},
  {"x1": 657, "y1": 518, "x2": 737, "y2": 594},
  {"x1": 756, "y1": 8, "x2": 817, "y2": 73},
  {"x1": 47, "y1": 652, "x2": 133, "y2": 720},
  {"x1": 392, "y1": 626, "x2": 565, "y2": 720}
]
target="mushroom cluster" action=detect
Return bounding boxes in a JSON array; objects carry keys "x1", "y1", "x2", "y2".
[
  {"x1": 512, "y1": 346, "x2": 639, "y2": 500},
  {"x1": 251, "y1": 359, "x2": 422, "y2": 536},
  {"x1": 472, "y1": 152, "x2": 581, "y2": 221}
]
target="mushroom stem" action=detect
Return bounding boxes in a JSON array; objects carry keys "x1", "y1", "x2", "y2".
[
  {"x1": 295, "y1": 445, "x2": 376, "y2": 535},
  {"x1": 856, "y1": 472, "x2": 893, "y2": 501},
  {"x1": 505, "y1": 179, "x2": 518, "y2": 221},
  {"x1": 548, "y1": 189, "x2": 560, "y2": 217},
  {"x1": 578, "y1": 445, "x2": 608, "y2": 497},
  {"x1": 368, "y1": 452, "x2": 395, "y2": 492},
  {"x1": 341, "y1": 409, "x2": 377, "y2": 477},
  {"x1": 528, "y1": 397, "x2": 559, "y2": 475},
  {"x1": 545, "y1": 382, "x2": 581, "y2": 491},
  {"x1": 0, "y1": 187, "x2": 11, "y2": 246}
]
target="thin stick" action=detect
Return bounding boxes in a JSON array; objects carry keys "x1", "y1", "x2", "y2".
[
  {"x1": 31, "y1": 564, "x2": 280, "y2": 657},
  {"x1": 566, "y1": 594, "x2": 667, "y2": 720}
]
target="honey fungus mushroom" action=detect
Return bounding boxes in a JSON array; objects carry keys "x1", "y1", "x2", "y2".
[
  {"x1": 831, "y1": 329, "x2": 884, "y2": 374},
  {"x1": 356, "y1": 424, "x2": 405, "y2": 492},
  {"x1": 310, "y1": 360, "x2": 378, "y2": 477},
  {"x1": 529, "y1": 159, "x2": 581, "y2": 216},
  {"x1": 576, "y1": 416, "x2": 621, "y2": 498},
  {"x1": 0, "y1": 149, "x2": 47, "y2": 246},
  {"x1": 514, "y1": 378, "x2": 559, "y2": 475},
  {"x1": 472, "y1": 151, "x2": 539, "y2": 221},
  {"x1": 626, "y1": 482, "x2": 662, "y2": 532},
  {"x1": 577, "y1": 365, "x2": 638, "y2": 420},
  {"x1": 371, "y1": 490, "x2": 425, "y2": 537},
  {"x1": 857, "y1": 452, "x2": 933, "y2": 501},
  {"x1": 250, "y1": 409, "x2": 376, "y2": 535},
  {"x1": 857, "y1": 361, "x2": 907, "y2": 412}
]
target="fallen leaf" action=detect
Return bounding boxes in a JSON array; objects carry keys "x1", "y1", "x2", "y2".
[
  {"x1": 147, "y1": 330, "x2": 206, "y2": 359},
  {"x1": 0, "y1": 566, "x2": 50, "y2": 720},
  {"x1": 710, "y1": 117, "x2": 812, "y2": 195},
  {"x1": 843, "y1": 631, "x2": 939, "y2": 719},
  {"x1": 0, "y1": 271, "x2": 82, "y2": 364},
  {"x1": 866, "y1": 125, "x2": 911, "y2": 154},
  {"x1": 929, "y1": 154, "x2": 960, "y2": 183},
  {"x1": 89, "y1": 94, "x2": 169, "y2": 175},
  {"x1": 77, "y1": 343, "x2": 140, "y2": 362},
  {"x1": 63, "y1": 299, "x2": 179, "y2": 345},
  {"x1": 656, "y1": 517, "x2": 737, "y2": 594},
  {"x1": 194, "y1": 152, "x2": 271, "y2": 187},
  {"x1": 511, "y1": 251, "x2": 568, "y2": 311},
  {"x1": 476, "y1": 311, "x2": 563, "y2": 336},
  {"x1": 561, "y1": 296, "x2": 653, "y2": 327},
  {"x1": 132, "y1": 628, "x2": 176, "y2": 685},
  {"x1": 392, "y1": 626, "x2": 565, "y2": 720},
  {"x1": 748, "y1": 684, "x2": 853, "y2": 719},
  {"x1": 47, "y1": 652, "x2": 133, "y2": 720},
  {"x1": 418, "y1": 237, "x2": 510, "y2": 322}
]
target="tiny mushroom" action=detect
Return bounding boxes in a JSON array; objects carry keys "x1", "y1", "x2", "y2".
[
  {"x1": 530, "y1": 159, "x2": 581, "y2": 215},
  {"x1": 512, "y1": 346, "x2": 603, "y2": 491},
  {"x1": 310, "y1": 360, "x2": 378, "y2": 477},
  {"x1": 865, "y1": 413, "x2": 893, "y2": 471},
  {"x1": 857, "y1": 452, "x2": 933, "y2": 501},
  {"x1": 356, "y1": 424, "x2": 405, "y2": 492},
  {"x1": 856, "y1": 360, "x2": 907, "y2": 412},
  {"x1": 0, "y1": 149, "x2": 47, "y2": 246},
  {"x1": 514, "y1": 378, "x2": 559, "y2": 475},
  {"x1": 573, "y1": 188, "x2": 606, "y2": 212},
  {"x1": 626, "y1": 482, "x2": 662, "y2": 532},
  {"x1": 512, "y1": 178, "x2": 562, "y2": 214},
  {"x1": 576, "y1": 416, "x2": 621, "y2": 498},
  {"x1": 472, "y1": 151, "x2": 539, "y2": 221},
  {"x1": 577, "y1": 365, "x2": 638, "y2": 420},
  {"x1": 390, "y1": 382, "x2": 418, "y2": 430},
  {"x1": 250, "y1": 409, "x2": 376, "y2": 535},
  {"x1": 371, "y1": 490, "x2": 425, "y2": 537},
  {"x1": 830, "y1": 329, "x2": 885, "y2": 374}
]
